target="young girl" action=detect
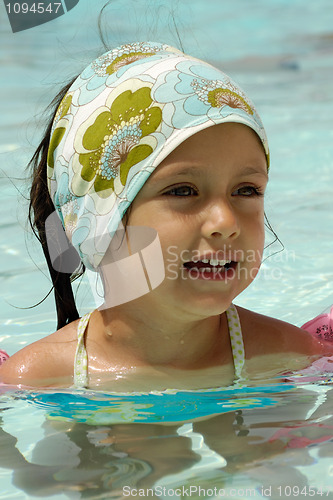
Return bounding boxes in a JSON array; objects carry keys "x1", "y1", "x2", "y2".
[{"x1": 0, "y1": 41, "x2": 332, "y2": 390}]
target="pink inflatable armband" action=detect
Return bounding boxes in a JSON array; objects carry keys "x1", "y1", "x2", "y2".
[
  {"x1": 301, "y1": 306, "x2": 333, "y2": 341},
  {"x1": 0, "y1": 349, "x2": 9, "y2": 365}
]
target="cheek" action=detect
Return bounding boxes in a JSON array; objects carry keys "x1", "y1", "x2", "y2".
[
  {"x1": 256, "y1": 225, "x2": 266, "y2": 259},
  {"x1": 246, "y1": 207, "x2": 265, "y2": 233},
  {"x1": 245, "y1": 209, "x2": 265, "y2": 257},
  {"x1": 257, "y1": 220, "x2": 266, "y2": 248},
  {"x1": 125, "y1": 205, "x2": 143, "y2": 226},
  {"x1": 127, "y1": 200, "x2": 167, "y2": 227}
]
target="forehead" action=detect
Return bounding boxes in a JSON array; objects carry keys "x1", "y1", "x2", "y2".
[{"x1": 152, "y1": 123, "x2": 268, "y2": 174}]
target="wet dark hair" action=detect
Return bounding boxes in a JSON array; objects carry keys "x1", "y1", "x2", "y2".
[{"x1": 28, "y1": 77, "x2": 82, "y2": 330}]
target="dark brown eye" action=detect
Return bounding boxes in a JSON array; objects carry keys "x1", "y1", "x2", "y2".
[
  {"x1": 235, "y1": 186, "x2": 262, "y2": 197},
  {"x1": 165, "y1": 186, "x2": 198, "y2": 196}
]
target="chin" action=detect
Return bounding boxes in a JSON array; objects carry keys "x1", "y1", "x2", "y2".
[{"x1": 188, "y1": 295, "x2": 234, "y2": 317}]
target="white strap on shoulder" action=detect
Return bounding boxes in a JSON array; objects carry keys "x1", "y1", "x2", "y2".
[
  {"x1": 73, "y1": 312, "x2": 92, "y2": 388},
  {"x1": 226, "y1": 304, "x2": 245, "y2": 381}
]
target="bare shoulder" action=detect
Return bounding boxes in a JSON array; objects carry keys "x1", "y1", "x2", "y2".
[
  {"x1": 236, "y1": 305, "x2": 333, "y2": 357},
  {"x1": 0, "y1": 319, "x2": 79, "y2": 387}
]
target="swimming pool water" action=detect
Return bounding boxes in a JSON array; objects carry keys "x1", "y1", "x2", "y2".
[
  {"x1": 1, "y1": 0, "x2": 333, "y2": 498},
  {"x1": 1, "y1": 379, "x2": 333, "y2": 499}
]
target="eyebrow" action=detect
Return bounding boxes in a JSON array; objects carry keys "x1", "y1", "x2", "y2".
[
  {"x1": 239, "y1": 166, "x2": 268, "y2": 177},
  {"x1": 150, "y1": 164, "x2": 268, "y2": 183},
  {"x1": 150, "y1": 166, "x2": 205, "y2": 183}
]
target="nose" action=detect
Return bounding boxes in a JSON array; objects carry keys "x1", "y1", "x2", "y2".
[{"x1": 201, "y1": 199, "x2": 240, "y2": 240}]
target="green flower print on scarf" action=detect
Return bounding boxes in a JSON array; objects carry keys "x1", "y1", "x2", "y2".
[
  {"x1": 78, "y1": 86, "x2": 162, "y2": 198},
  {"x1": 94, "y1": 51, "x2": 157, "y2": 76},
  {"x1": 208, "y1": 88, "x2": 254, "y2": 115},
  {"x1": 56, "y1": 94, "x2": 73, "y2": 121},
  {"x1": 47, "y1": 94, "x2": 73, "y2": 171}
]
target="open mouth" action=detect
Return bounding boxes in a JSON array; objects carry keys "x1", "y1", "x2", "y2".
[{"x1": 183, "y1": 259, "x2": 238, "y2": 276}]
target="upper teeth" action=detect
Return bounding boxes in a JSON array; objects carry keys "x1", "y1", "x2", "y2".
[{"x1": 194, "y1": 258, "x2": 231, "y2": 266}]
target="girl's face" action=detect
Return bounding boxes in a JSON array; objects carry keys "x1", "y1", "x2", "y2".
[{"x1": 127, "y1": 123, "x2": 268, "y2": 317}]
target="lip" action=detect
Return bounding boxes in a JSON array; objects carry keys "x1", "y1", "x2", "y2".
[{"x1": 183, "y1": 261, "x2": 238, "y2": 281}]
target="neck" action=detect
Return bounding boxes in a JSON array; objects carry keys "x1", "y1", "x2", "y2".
[{"x1": 93, "y1": 301, "x2": 230, "y2": 369}]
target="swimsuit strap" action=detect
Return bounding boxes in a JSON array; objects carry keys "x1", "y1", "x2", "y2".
[
  {"x1": 74, "y1": 311, "x2": 92, "y2": 388},
  {"x1": 225, "y1": 304, "x2": 245, "y2": 380}
]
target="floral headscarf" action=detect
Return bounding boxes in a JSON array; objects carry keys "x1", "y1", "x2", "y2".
[{"x1": 47, "y1": 41, "x2": 269, "y2": 271}]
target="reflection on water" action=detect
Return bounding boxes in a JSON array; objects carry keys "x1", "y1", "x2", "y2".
[{"x1": 1, "y1": 380, "x2": 333, "y2": 499}]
